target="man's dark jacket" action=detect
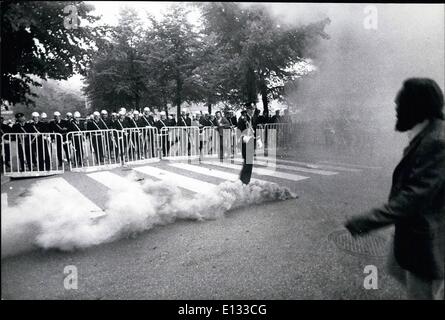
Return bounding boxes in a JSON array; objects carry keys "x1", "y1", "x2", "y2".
[{"x1": 346, "y1": 119, "x2": 445, "y2": 279}]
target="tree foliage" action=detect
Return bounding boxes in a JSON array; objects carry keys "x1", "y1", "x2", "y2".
[{"x1": 1, "y1": 1, "x2": 103, "y2": 106}]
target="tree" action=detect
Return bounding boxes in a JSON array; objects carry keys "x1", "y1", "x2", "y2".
[
  {"x1": 197, "y1": 2, "x2": 330, "y2": 113},
  {"x1": 11, "y1": 79, "x2": 87, "y2": 117},
  {"x1": 143, "y1": 4, "x2": 204, "y2": 118},
  {"x1": 1, "y1": 1, "x2": 102, "y2": 106},
  {"x1": 83, "y1": 7, "x2": 147, "y2": 110}
]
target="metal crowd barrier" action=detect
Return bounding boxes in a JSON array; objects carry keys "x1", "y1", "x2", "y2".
[
  {"x1": 1, "y1": 133, "x2": 64, "y2": 177},
  {"x1": 122, "y1": 127, "x2": 160, "y2": 164},
  {"x1": 159, "y1": 126, "x2": 200, "y2": 160},
  {"x1": 200, "y1": 126, "x2": 238, "y2": 160},
  {"x1": 262, "y1": 123, "x2": 293, "y2": 149},
  {"x1": 67, "y1": 129, "x2": 122, "y2": 172},
  {"x1": 1, "y1": 125, "x2": 285, "y2": 176}
]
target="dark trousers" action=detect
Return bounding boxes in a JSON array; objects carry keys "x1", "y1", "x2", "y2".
[
  {"x1": 17, "y1": 140, "x2": 32, "y2": 171},
  {"x1": 36, "y1": 136, "x2": 51, "y2": 170},
  {"x1": 71, "y1": 135, "x2": 84, "y2": 166},
  {"x1": 219, "y1": 134, "x2": 224, "y2": 161},
  {"x1": 160, "y1": 134, "x2": 170, "y2": 157},
  {"x1": 56, "y1": 136, "x2": 70, "y2": 166},
  {"x1": 91, "y1": 133, "x2": 104, "y2": 164},
  {"x1": 240, "y1": 138, "x2": 254, "y2": 184}
]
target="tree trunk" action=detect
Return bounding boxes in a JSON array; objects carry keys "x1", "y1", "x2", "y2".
[
  {"x1": 261, "y1": 85, "x2": 268, "y2": 116},
  {"x1": 207, "y1": 102, "x2": 212, "y2": 115},
  {"x1": 176, "y1": 76, "x2": 182, "y2": 121}
]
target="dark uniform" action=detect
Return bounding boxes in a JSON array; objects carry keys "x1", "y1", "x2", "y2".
[
  {"x1": 50, "y1": 118, "x2": 70, "y2": 166},
  {"x1": 140, "y1": 114, "x2": 156, "y2": 157},
  {"x1": 98, "y1": 115, "x2": 116, "y2": 161},
  {"x1": 229, "y1": 115, "x2": 238, "y2": 127},
  {"x1": 68, "y1": 118, "x2": 85, "y2": 166},
  {"x1": 199, "y1": 116, "x2": 212, "y2": 127},
  {"x1": 177, "y1": 115, "x2": 191, "y2": 127},
  {"x1": 86, "y1": 118, "x2": 105, "y2": 164},
  {"x1": 113, "y1": 116, "x2": 128, "y2": 161},
  {"x1": 177, "y1": 115, "x2": 194, "y2": 156},
  {"x1": 126, "y1": 116, "x2": 144, "y2": 160},
  {"x1": 1, "y1": 119, "x2": 12, "y2": 170},
  {"x1": 155, "y1": 118, "x2": 169, "y2": 157},
  {"x1": 12, "y1": 116, "x2": 31, "y2": 171},
  {"x1": 25, "y1": 120, "x2": 51, "y2": 170}
]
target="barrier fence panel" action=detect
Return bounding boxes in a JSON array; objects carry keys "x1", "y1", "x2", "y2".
[
  {"x1": 263, "y1": 123, "x2": 293, "y2": 150},
  {"x1": 67, "y1": 129, "x2": 121, "y2": 172},
  {"x1": 122, "y1": 127, "x2": 160, "y2": 165},
  {"x1": 159, "y1": 126, "x2": 200, "y2": 160},
  {"x1": 1, "y1": 133, "x2": 64, "y2": 177},
  {"x1": 200, "y1": 127, "x2": 237, "y2": 161}
]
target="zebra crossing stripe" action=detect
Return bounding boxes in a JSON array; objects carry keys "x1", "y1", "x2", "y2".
[
  {"x1": 87, "y1": 171, "x2": 144, "y2": 190},
  {"x1": 254, "y1": 156, "x2": 362, "y2": 173},
  {"x1": 35, "y1": 177, "x2": 106, "y2": 219},
  {"x1": 133, "y1": 165, "x2": 216, "y2": 194},
  {"x1": 231, "y1": 158, "x2": 338, "y2": 176},
  {"x1": 168, "y1": 162, "x2": 267, "y2": 183},
  {"x1": 200, "y1": 160, "x2": 309, "y2": 182},
  {"x1": 317, "y1": 160, "x2": 382, "y2": 170}
]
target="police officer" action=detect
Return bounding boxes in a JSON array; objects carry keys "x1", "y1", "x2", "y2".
[
  {"x1": 155, "y1": 111, "x2": 169, "y2": 157},
  {"x1": 126, "y1": 111, "x2": 144, "y2": 160},
  {"x1": 66, "y1": 112, "x2": 73, "y2": 123},
  {"x1": 177, "y1": 111, "x2": 191, "y2": 127},
  {"x1": 12, "y1": 113, "x2": 30, "y2": 171},
  {"x1": 1, "y1": 116, "x2": 12, "y2": 170},
  {"x1": 87, "y1": 111, "x2": 105, "y2": 164},
  {"x1": 68, "y1": 111, "x2": 85, "y2": 167},
  {"x1": 140, "y1": 108, "x2": 156, "y2": 158},
  {"x1": 50, "y1": 111, "x2": 70, "y2": 167},
  {"x1": 113, "y1": 110, "x2": 128, "y2": 161},
  {"x1": 26, "y1": 112, "x2": 52, "y2": 170}
]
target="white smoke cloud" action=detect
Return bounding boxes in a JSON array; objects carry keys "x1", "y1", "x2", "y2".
[{"x1": 1, "y1": 174, "x2": 296, "y2": 258}]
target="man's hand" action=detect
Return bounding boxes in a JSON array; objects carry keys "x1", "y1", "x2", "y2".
[{"x1": 344, "y1": 216, "x2": 369, "y2": 237}]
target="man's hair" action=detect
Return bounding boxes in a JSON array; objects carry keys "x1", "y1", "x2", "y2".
[{"x1": 398, "y1": 78, "x2": 444, "y2": 121}]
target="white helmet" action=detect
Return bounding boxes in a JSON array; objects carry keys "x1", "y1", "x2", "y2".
[
  {"x1": 54, "y1": 111, "x2": 61, "y2": 116},
  {"x1": 118, "y1": 110, "x2": 126, "y2": 116},
  {"x1": 74, "y1": 111, "x2": 81, "y2": 118},
  {"x1": 133, "y1": 110, "x2": 140, "y2": 115},
  {"x1": 160, "y1": 111, "x2": 166, "y2": 116},
  {"x1": 66, "y1": 112, "x2": 73, "y2": 117},
  {"x1": 40, "y1": 112, "x2": 47, "y2": 119},
  {"x1": 143, "y1": 107, "x2": 150, "y2": 112},
  {"x1": 93, "y1": 111, "x2": 100, "y2": 116},
  {"x1": 31, "y1": 112, "x2": 39, "y2": 117},
  {"x1": 101, "y1": 110, "x2": 108, "y2": 115}
]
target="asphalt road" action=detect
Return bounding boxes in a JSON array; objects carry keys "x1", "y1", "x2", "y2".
[{"x1": 1, "y1": 147, "x2": 406, "y2": 299}]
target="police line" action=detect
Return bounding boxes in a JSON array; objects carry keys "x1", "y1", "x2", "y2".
[{"x1": 1, "y1": 125, "x2": 287, "y2": 177}]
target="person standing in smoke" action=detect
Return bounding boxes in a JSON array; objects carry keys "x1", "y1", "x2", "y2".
[
  {"x1": 345, "y1": 78, "x2": 445, "y2": 300},
  {"x1": 237, "y1": 103, "x2": 261, "y2": 184}
]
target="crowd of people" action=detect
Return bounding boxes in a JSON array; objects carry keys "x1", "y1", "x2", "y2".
[
  {"x1": 1, "y1": 107, "x2": 292, "y2": 133},
  {"x1": 0, "y1": 105, "x2": 292, "y2": 172}
]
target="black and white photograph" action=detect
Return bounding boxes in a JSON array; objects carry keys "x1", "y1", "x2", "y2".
[{"x1": 1, "y1": 1, "x2": 444, "y2": 304}]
